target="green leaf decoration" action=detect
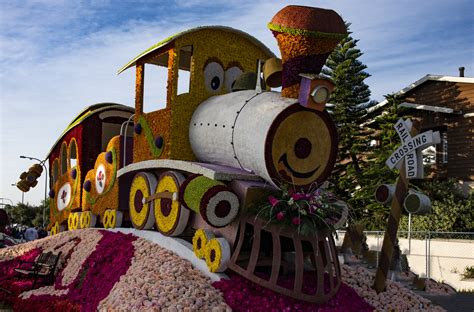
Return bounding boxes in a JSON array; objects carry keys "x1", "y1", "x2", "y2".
[{"x1": 138, "y1": 115, "x2": 164, "y2": 158}]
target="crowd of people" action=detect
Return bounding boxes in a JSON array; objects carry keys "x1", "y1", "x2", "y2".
[{"x1": 1, "y1": 224, "x2": 47, "y2": 245}]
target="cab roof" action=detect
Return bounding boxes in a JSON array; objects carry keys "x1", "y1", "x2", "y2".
[
  {"x1": 46, "y1": 103, "x2": 133, "y2": 159},
  {"x1": 117, "y1": 26, "x2": 275, "y2": 74}
]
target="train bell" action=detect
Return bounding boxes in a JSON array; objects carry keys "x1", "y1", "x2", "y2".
[{"x1": 263, "y1": 57, "x2": 282, "y2": 88}]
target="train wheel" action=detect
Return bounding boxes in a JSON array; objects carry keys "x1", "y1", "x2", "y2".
[
  {"x1": 205, "y1": 237, "x2": 231, "y2": 273},
  {"x1": 192, "y1": 229, "x2": 215, "y2": 259},
  {"x1": 129, "y1": 173, "x2": 157, "y2": 230},
  {"x1": 154, "y1": 171, "x2": 189, "y2": 236},
  {"x1": 68, "y1": 212, "x2": 81, "y2": 230},
  {"x1": 67, "y1": 213, "x2": 75, "y2": 230},
  {"x1": 79, "y1": 211, "x2": 91, "y2": 229},
  {"x1": 49, "y1": 221, "x2": 59, "y2": 235},
  {"x1": 108, "y1": 210, "x2": 123, "y2": 228},
  {"x1": 102, "y1": 210, "x2": 110, "y2": 228},
  {"x1": 80, "y1": 211, "x2": 94, "y2": 228}
]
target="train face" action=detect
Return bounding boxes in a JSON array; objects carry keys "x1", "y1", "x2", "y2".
[{"x1": 190, "y1": 90, "x2": 337, "y2": 189}]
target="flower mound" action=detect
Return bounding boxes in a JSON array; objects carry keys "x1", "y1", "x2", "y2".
[{"x1": 213, "y1": 273, "x2": 374, "y2": 311}]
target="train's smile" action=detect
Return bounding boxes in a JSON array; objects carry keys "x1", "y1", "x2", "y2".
[{"x1": 278, "y1": 153, "x2": 320, "y2": 179}]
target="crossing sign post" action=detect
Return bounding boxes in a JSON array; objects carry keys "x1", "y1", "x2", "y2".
[{"x1": 372, "y1": 119, "x2": 440, "y2": 293}]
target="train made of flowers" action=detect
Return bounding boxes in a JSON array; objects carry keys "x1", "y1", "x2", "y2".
[{"x1": 45, "y1": 5, "x2": 349, "y2": 303}]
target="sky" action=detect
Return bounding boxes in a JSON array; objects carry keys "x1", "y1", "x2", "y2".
[{"x1": 1, "y1": 0, "x2": 473, "y2": 206}]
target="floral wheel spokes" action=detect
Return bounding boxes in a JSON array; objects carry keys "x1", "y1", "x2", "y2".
[
  {"x1": 129, "y1": 172, "x2": 157, "y2": 230},
  {"x1": 192, "y1": 229, "x2": 215, "y2": 259},
  {"x1": 154, "y1": 171, "x2": 189, "y2": 236},
  {"x1": 205, "y1": 237, "x2": 231, "y2": 273}
]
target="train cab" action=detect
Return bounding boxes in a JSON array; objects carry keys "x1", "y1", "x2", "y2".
[{"x1": 117, "y1": 26, "x2": 275, "y2": 164}]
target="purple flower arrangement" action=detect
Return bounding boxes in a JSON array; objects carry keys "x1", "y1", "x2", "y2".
[
  {"x1": 253, "y1": 184, "x2": 349, "y2": 236},
  {"x1": 212, "y1": 273, "x2": 374, "y2": 311}
]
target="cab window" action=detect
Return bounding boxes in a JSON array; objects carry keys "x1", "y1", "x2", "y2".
[
  {"x1": 177, "y1": 45, "x2": 193, "y2": 95},
  {"x1": 143, "y1": 51, "x2": 169, "y2": 113}
]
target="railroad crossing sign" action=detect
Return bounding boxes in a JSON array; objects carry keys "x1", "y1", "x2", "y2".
[
  {"x1": 386, "y1": 119, "x2": 440, "y2": 179},
  {"x1": 372, "y1": 119, "x2": 438, "y2": 293}
]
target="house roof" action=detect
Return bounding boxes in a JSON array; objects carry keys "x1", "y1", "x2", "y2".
[{"x1": 367, "y1": 75, "x2": 474, "y2": 113}]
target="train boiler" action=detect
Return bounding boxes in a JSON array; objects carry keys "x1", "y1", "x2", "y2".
[{"x1": 190, "y1": 89, "x2": 338, "y2": 189}]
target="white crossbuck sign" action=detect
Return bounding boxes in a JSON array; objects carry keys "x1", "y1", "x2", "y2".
[{"x1": 385, "y1": 119, "x2": 441, "y2": 179}]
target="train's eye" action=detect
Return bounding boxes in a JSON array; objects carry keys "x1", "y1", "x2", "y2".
[
  {"x1": 225, "y1": 66, "x2": 243, "y2": 92},
  {"x1": 311, "y1": 86, "x2": 330, "y2": 104},
  {"x1": 204, "y1": 62, "x2": 224, "y2": 93}
]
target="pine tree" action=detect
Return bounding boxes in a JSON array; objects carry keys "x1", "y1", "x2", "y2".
[
  {"x1": 352, "y1": 95, "x2": 400, "y2": 230},
  {"x1": 351, "y1": 94, "x2": 410, "y2": 229},
  {"x1": 322, "y1": 23, "x2": 372, "y2": 202}
]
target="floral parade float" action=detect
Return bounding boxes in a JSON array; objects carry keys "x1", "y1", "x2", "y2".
[{"x1": 20, "y1": 4, "x2": 353, "y2": 304}]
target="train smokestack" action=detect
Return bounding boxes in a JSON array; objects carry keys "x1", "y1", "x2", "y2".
[
  {"x1": 268, "y1": 6, "x2": 347, "y2": 98},
  {"x1": 459, "y1": 66, "x2": 465, "y2": 77}
]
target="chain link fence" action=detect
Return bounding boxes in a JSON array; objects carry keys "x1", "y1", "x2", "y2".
[{"x1": 335, "y1": 230, "x2": 474, "y2": 289}]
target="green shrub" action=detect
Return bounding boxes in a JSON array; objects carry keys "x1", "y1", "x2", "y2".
[
  {"x1": 462, "y1": 266, "x2": 474, "y2": 279},
  {"x1": 399, "y1": 179, "x2": 473, "y2": 234}
]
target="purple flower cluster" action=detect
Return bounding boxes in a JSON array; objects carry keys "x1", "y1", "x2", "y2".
[{"x1": 212, "y1": 273, "x2": 374, "y2": 311}]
